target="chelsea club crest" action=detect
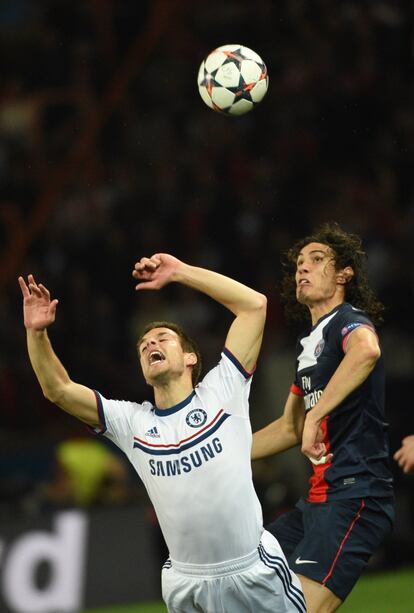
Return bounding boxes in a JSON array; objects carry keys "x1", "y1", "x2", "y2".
[{"x1": 186, "y1": 408, "x2": 207, "y2": 428}]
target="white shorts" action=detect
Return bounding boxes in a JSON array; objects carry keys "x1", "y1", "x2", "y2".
[{"x1": 161, "y1": 529, "x2": 306, "y2": 613}]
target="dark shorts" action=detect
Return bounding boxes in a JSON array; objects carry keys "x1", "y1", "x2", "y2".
[{"x1": 266, "y1": 497, "x2": 394, "y2": 602}]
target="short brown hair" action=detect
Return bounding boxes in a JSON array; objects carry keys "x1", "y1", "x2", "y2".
[{"x1": 137, "y1": 321, "x2": 202, "y2": 385}]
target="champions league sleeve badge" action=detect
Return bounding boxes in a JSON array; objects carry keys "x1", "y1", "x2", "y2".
[
  {"x1": 341, "y1": 322, "x2": 362, "y2": 336},
  {"x1": 186, "y1": 409, "x2": 208, "y2": 428}
]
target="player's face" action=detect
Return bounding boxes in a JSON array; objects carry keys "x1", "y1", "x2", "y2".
[
  {"x1": 138, "y1": 327, "x2": 193, "y2": 386},
  {"x1": 295, "y1": 242, "x2": 339, "y2": 306}
]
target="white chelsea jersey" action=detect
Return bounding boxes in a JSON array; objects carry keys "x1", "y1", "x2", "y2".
[{"x1": 94, "y1": 348, "x2": 263, "y2": 565}]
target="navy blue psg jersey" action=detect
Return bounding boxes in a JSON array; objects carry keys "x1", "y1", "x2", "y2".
[{"x1": 292, "y1": 302, "x2": 393, "y2": 503}]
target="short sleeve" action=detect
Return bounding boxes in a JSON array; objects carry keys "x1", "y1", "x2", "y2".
[
  {"x1": 337, "y1": 311, "x2": 376, "y2": 352},
  {"x1": 196, "y1": 348, "x2": 253, "y2": 418},
  {"x1": 93, "y1": 391, "x2": 142, "y2": 456}
]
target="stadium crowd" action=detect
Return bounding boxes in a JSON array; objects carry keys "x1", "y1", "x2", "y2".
[{"x1": 1, "y1": 0, "x2": 413, "y2": 567}]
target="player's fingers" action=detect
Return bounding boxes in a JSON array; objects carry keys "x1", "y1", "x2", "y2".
[
  {"x1": 309, "y1": 455, "x2": 326, "y2": 465},
  {"x1": 133, "y1": 261, "x2": 144, "y2": 272},
  {"x1": 132, "y1": 268, "x2": 151, "y2": 277},
  {"x1": 132, "y1": 270, "x2": 155, "y2": 284},
  {"x1": 38, "y1": 284, "x2": 50, "y2": 299},
  {"x1": 49, "y1": 299, "x2": 59, "y2": 315},
  {"x1": 28, "y1": 275, "x2": 43, "y2": 294},
  {"x1": 393, "y1": 448, "x2": 402, "y2": 461},
  {"x1": 308, "y1": 450, "x2": 333, "y2": 465},
  {"x1": 396, "y1": 455, "x2": 406, "y2": 469},
  {"x1": 400, "y1": 457, "x2": 414, "y2": 474},
  {"x1": 304, "y1": 442, "x2": 323, "y2": 454},
  {"x1": 28, "y1": 283, "x2": 43, "y2": 297},
  {"x1": 135, "y1": 280, "x2": 160, "y2": 291},
  {"x1": 135, "y1": 257, "x2": 157, "y2": 270},
  {"x1": 150, "y1": 254, "x2": 162, "y2": 266},
  {"x1": 18, "y1": 276, "x2": 30, "y2": 297},
  {"x1": 398, "y1": 456, "x2": 406, "y2": 469}
]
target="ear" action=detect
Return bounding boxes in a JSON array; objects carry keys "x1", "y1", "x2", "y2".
[
  {"x1": 336, "y1": 266, "x2": 354, "y2": 285},
  {"x1": 185, "y1": 352, "x2": 198, "y2": 367}
]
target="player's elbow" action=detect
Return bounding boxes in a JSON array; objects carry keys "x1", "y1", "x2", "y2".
[
  {"x1": 234, "y1": 293, "x2": 267, "y2": 321},
  {"x1": 252, "y1": 293, "x2": 267, "y2": 318},
  {"x1": 258, "y1": 292, "x2": 267, "y2": 309},
  {"x1": 242, "y1": 293, "x2": 267, "y2": 328}
]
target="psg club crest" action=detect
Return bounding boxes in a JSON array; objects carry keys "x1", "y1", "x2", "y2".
[
  {"x1": 186, "y1": 408, "x2": 207, "y2": 428},
  {"x1": 314, "y1": 339, "x2": 325, "y2": 358}
]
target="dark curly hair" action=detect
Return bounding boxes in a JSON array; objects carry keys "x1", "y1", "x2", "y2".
[
  {"x1": 137, "y1": 321, "x2": 202, "y2": 386},
  {"x1": 280, "y1": 222, "x2": 385, "y2": 325}
]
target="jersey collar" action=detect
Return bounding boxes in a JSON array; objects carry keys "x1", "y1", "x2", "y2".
[
  {"x1": 154, "y1": 390, "x2": 196, "y2": 416},
  {"x1": 311, "y1": 302, "x2": 346, "y2": 331}
]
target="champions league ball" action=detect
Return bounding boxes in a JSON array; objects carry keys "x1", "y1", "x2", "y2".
[{"x1": 197, "y1": 44, "x2": 269, "y2": 116}]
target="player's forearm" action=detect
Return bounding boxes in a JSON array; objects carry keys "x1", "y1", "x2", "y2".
[
  {"x1": 174, "y1": 262, "x2": 266, "y2": 315},
  {"x1": 27, "y1": 329, "x2": 71, "y2": 402},
  {"x1": 252, "y1": 417, "x2": 301, "y2": 460},
  {"x1": 309, "y1": 342, "x2": 379, "y2": 425}
]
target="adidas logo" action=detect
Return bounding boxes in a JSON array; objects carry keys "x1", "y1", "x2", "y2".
[{"x1": 145, "y1": 426, "x2": 160, "y2": 438}]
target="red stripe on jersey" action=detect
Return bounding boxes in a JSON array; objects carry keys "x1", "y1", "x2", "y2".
[
  {"x1": 307, "y1": 416, "x2": 332, "y2": 503},
  {"x1": 322, "y1": 499, "x2": 366, "y2": 585},
  {"x1": 290, "y1": 383, "x2": 304, "y2": 396},
  {"x1": 134, "y1": 409, "x2": 224, "y2": 448}
]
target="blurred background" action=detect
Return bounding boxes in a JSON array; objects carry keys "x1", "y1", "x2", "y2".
[{"x1": 1, "y1": 0, "x2": 414, "y2": 611}]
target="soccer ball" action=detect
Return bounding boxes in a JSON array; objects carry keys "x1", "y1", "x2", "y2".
[{"x1": 197, "y1": 44, "x2": 269, "y2": 116}]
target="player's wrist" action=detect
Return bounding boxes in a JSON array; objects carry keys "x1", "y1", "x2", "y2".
[
  {"x1": 305, "y1": 410, "x2": 323, "y2": 426},
  {"x1": 27, "y1": 326, "x2": 48, "y2": 336},
  {"x1": 172, "y1": 261, "x2": 195, "y2": 284}
]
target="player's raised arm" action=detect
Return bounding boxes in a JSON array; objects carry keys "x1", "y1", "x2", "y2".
[
  {"x1": 18, "y1": 275, "x2": 99, "y2": 427},
  {"x1": 132, "y1": 253, "x2": 267, "y2": 372}
]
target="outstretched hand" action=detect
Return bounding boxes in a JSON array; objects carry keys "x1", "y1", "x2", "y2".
[
  {"x1": 18, "y1": 275, "x2": 58, "y2": 330},
  {"x1": 132, "y1": 253, "x2": 182, "y2": 290}
]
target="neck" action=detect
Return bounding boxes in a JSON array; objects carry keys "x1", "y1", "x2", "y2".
[
  {"x1": 308, "y1": 297, "x2": 345, "y2": 326},
  {"x1": 153, "y1": 379, "x2": 194, "y2": 410}
]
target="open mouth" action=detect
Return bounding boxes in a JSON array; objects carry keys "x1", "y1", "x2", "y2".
[
  {"x1": 298, "y1": 279, "x2": 310, "y2": 286},
  {"x1": 149, "y1": 350, "x2": 165, "y2": 365}
]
